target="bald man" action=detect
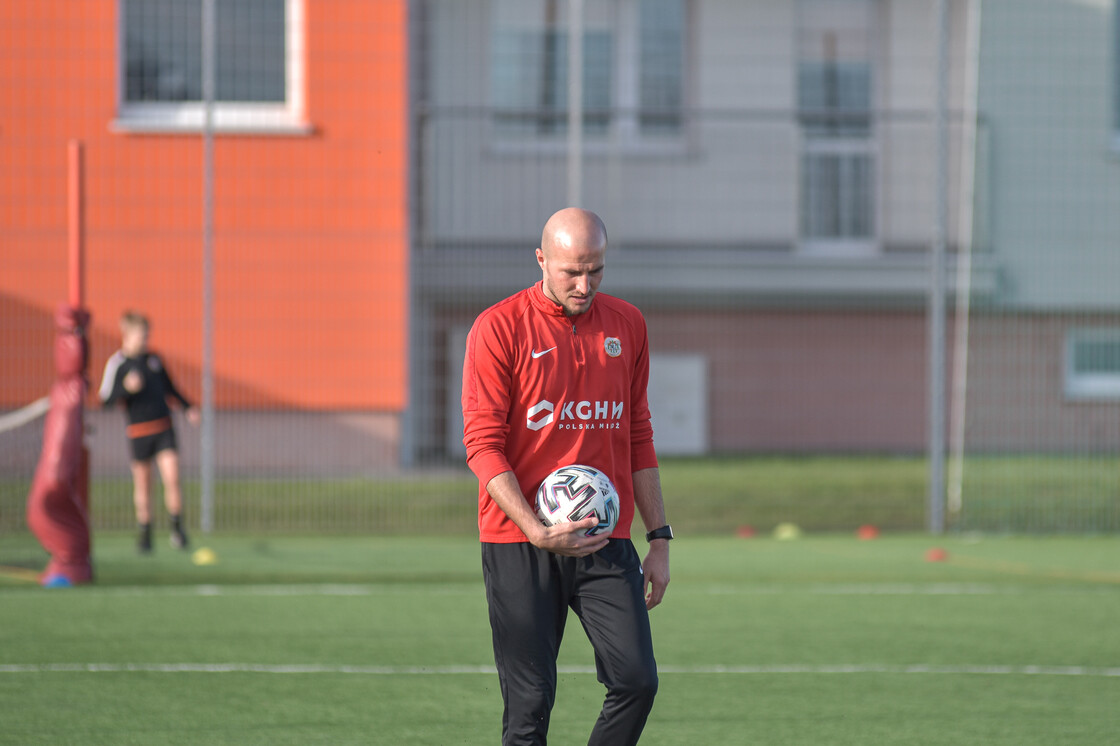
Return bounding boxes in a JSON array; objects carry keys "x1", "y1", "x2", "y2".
[{"x1": 462, "y1": 208, "x2": 673, "y2": 745}]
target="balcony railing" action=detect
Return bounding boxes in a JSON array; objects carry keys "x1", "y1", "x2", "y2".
[{"x1": 413, "y1": 106, "x2": 991, "y2": 260}]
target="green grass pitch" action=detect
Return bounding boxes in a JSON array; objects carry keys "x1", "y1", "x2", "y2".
[{"x1": 1, "y1": 532, "x2": 1118, "y2": 745}]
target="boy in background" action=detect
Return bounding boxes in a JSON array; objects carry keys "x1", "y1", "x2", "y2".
[{"x1": 100, "y1": 311, "x2": 200, "y2": 553}]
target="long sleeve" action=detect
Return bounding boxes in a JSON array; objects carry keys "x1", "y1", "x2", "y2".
[
  {"x1": 462, "y1": 309, "x2": 515, "y2": 490},
  {"x1": 159, "y1": 363, "x2": 192, "y2": 410},
  {"x1": 627, "y1": 313, "x2": 659, "y2": 473},
  {"x1": 98, "y1": 352, "x2": 128, "y2": 407}
]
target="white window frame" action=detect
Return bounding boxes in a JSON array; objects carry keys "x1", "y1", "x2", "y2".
[
  {"x1": 795, "y1": 0, "x2": 880, "y2": 257},
  {"x1": 112, "y1": 0, "x2": 309, "y2": 135},
  {"x1": 1064, "y1": 328, "x2": 1120, "y2": 400},
  {"x1": 487, "y1": 0, "x2": 689, "y2": 155},
  {"x1": 798, "y1": 136, "x2": 878, "y2": 256}
]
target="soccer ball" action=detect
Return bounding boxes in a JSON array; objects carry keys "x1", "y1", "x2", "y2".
[{"x1": 535, "y1": 465, "x2": 619, "y2": 536}]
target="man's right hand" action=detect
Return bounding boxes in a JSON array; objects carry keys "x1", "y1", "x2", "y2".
[
  {"x1": 484, "y1": 472, "x2": 610, "y2": 557},
  {"x1": 123, "y1": 370, "x2": 143, "y2": 393},
  {"x1": 531, "y1": 516, "x2": 609, "y2": 557}
]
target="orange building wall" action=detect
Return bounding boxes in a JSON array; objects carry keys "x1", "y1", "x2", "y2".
[{"x1": 0, "y1": 1, "x2": 409, "y2": 411}]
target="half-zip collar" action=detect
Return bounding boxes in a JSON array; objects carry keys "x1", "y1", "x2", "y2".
[
  {"x1": 529, "y1": 280, "x2": 597, "y2": 333},
  {"x1": 529, "y1": 281, "x2": 569, "y2": 318}
]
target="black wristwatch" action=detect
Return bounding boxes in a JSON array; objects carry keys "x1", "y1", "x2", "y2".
[{"x1": 645, "y1": 525, "x2": 674, "y2": 542}]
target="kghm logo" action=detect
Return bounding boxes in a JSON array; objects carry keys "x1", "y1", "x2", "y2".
[
  {"x1": 526, "y1": 400, "x2": 555, "y2": 431},
  {"x1": 527, "y1": 399, "x2": 625, "y2": 431}
]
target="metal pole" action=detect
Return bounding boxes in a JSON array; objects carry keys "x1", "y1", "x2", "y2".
[
  {"x1": 928, "y1": 0, "x2": 951, "y2": 534},
  {"x1": 200, "y1": 0, "x2": 216, "y2": 534},
  {"x1": 68, "y1": 139, "x2": 90, "y2": 516},
  {"x1": 948, "y1": 0, "x2": 984, "y2": 518},
  {"x1": 567, "y1": 0, "x2": 584, "y2": 207},
  {"x1": 67, "y1": 141, "x2": 85, "y2": 309}
]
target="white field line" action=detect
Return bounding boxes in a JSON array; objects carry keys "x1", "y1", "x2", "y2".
[
  {"x1": 6, "y1": 582, "x2": 1110, "y2": 597},
  {"x1": 7, "y1": 584, "x2": 481, "y2": 597},
  {"x1": 1, "y1": 663, "x2": 1118, "y2": 678}
]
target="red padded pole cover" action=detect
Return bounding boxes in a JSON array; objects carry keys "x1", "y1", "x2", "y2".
[{"x1": 26, "y1": 305, "x2": 93, "y2": 585}]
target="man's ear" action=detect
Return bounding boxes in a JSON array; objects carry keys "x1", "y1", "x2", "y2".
[{"x1": 535, "y1": 248, "x2": 546, "y2": 269}]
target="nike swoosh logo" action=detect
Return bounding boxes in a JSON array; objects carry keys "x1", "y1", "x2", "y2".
[{"x1": 531, "y1": 347, "x2": 557, "y2": 359}]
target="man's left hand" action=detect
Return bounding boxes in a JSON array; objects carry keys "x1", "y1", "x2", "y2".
[{"x1": 642, "y1": 541, "x2": 670, "y2": 610}]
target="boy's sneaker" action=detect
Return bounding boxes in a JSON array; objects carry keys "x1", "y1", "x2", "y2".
[
  {"x1": 137, "y1": 524, "x2": 153, "y2": 554},
  {"x1": 171, "y1": 526, "x2": 190, "y2": 551}
]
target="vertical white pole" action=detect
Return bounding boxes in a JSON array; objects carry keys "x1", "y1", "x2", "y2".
[
  {"x1": 948, "y1": 0, "x2": 983, "y2": 518},
  {"x1": 567, "y1": 0, "x2": 584, "y2": 207},
  {"x1": 200, "y1": 0, "x2": 216, "y2": 534},
  {"x1": 928, "y1": 0, "x2": 951, "y2": 534}
]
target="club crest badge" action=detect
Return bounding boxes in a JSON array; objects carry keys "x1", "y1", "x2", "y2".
[{"x1": 604, "y1": 337, "x2": 622, "y2": 358}]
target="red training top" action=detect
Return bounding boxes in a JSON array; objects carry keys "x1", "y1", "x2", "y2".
[{"x1": 462, "y1": 281, "x2": 659, "y2": 543}]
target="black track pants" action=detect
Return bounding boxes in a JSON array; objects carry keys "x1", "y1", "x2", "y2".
[{"x1": 481, "y1": 539, "x2": 658, "y2": 746}]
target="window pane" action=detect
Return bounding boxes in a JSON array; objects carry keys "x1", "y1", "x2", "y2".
[
  {"x1": 797, "y1": 0, "x2": 872, "y2": 137},
  {"x1": 797, "y1": 0, "x2": 875, "y2": 244},
  {"x1": 490, "y1": 0, "x2": 684, "y2": 140},
  {"x1": 553, "y1": 31, "x2": 613, "y2": 132},
  {"x1": 124, "y1": 0, "x2": 201, "y2": 101},
  {"x1": 217, "y1": 0, "x2": 286, "y2": 102},
  {"x1": 798, "y1": 62, "x2": 871, "y2": 136},
  {"x1": 123, "y1": 0, "x2": 286, "y2": 104},
  {"x1": 640, "y1": 0, "x2": 685, "y2": 133},
  {"x1": 491, "y1": 29, "x2": 612, "y2": 136},
  {"x1": 801, "y1": 153, "x2": 874, "y2": 239},
  {"x1": 1066, "y1": 331, "x2": 1120, "y2": 399},
  {"x1": 1074, "y1": 339, "x2": 1120, "y2": 375}
]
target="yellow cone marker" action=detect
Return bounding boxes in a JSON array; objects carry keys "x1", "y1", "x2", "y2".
[
  {"x1": 773, "y1": 522, "x2": 802, "y2": 540},
  {"x1": 191, "y1": 547, "x2": 218, "y2": 566}
]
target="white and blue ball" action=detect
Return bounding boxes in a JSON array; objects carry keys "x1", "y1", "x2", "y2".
[{"x1": 535, "y1": 464, "x2": 619, "y2": 537}]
